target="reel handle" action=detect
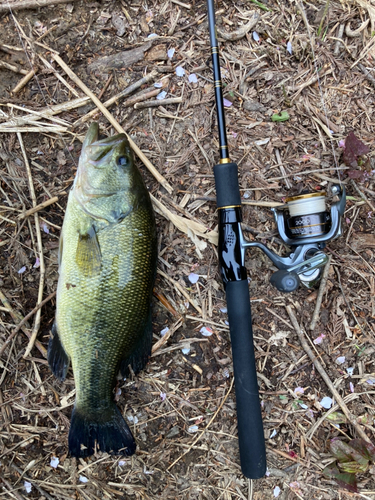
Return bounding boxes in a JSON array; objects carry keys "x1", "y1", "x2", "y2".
[{"x1": 226, "y1": 279, "x2": 267, "y2": 479}]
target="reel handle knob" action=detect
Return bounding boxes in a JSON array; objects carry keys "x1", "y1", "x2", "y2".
[{"x1": 270, "y1": 270, "x2": 300, "y2": 293}]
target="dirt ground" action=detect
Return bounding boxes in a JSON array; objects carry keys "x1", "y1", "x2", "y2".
[{"x1": 1, "y1": 0, "x2": 375, "y2": 499}]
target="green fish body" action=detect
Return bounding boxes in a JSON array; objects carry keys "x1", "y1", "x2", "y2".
[{"x1": 48, "y1": 123, "x2": 157, "y2": 457}]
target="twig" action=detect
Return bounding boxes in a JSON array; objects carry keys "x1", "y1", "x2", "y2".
[
  {"x1": 124, "y1": 88, "x2": 164, "y2": 108},
  {"x1": 350, "y1": 37, "x2": 375, "y2": 70},
  {"x1": 309, "y1": 255, "x2": 332, "y2": 331},
  {"x1": 73, "y1": 70, "x2": 159, "y2": 127},
  {"x1": 11, "y1": 69, "x2": 36, "y2": 94},
  {"x1": 134, "y1": 97, "x2": 183, "y2": 109},
  {"x1": 0, "y1": 291, "x2": 56, "y2": 358},
  {"x1": 171, "y1": 0, "x2": 191, "y2": 8},
  {"x1": 242, "y1": 200, "x2": 282, "y2": 208},
  {"x1": 51, "y1": 53, "x2": 173, "y2": 194},
  {"x1": 217, "y1": 13, "x2": 259, "y2": 41},
  {"x1": 0, "y1": 59, "x2": 28, "y2": 74},
  {"x1": 97, "y1": 74, "x2": 113, "y2": 100},
  {"x1": 0, "y1": 0, "x2": 78, "y2": 12},
  {"x1": 345, "y1": 19, "x2": 370, "y2": 38},
  {"x1": 18, "y1": 196, "x2": 58, "y2": 219},
  {"x1": 151, "y1": 318, "x2": 183, "y2": 354},
  {"x1": 333, "y1": 24, "x2": 345, "y2": 56},
  {"x1": 334, "y1": 266, "x2": 364, "y2": 335},
  {"x1": 286, "y1": 305, "x2": 370, "y2": 443},
  {"x1": 17, "y1": 133, "x2": 45, "y2": 359},
  {"x1": 167, "y1": 377, "x2": 234, "y2": 470},
  {"x1": 187, "y1": 129, "x2": 211, "y2": 169},
  {"x1": 274, "y1": 148, "x2": 291, "y2": 189},
  {"x1": 38, "y1": 54, "x2": 79, "y2": 97},
  {"x1": 358, "y1": 63, "x2": 375, "y2": 88},
  {"x1": 0, "y1": 290, "x2": 46, "y2": 357},
  {"x1": 157, "y1": 269, "x2": 202, "y2": 314},
  {"x1": 350, "y1": 179, "x2": 375, "y2": 212}
]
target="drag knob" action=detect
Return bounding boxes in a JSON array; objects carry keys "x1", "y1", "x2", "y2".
[{"x1": 270, "y1": 270, "x2": 300, "y2": 293}]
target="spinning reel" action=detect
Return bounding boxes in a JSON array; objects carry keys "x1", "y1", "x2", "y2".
[{"x1": 242, "y1": 185, "x2": 346, "y2": 292}]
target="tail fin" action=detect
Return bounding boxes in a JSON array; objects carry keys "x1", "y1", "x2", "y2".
[{"x1": 68, "y1": 403, "x2": 136, "y2": 457}]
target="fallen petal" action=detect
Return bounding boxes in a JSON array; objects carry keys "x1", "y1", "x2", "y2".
[
  {"x1": 320, "y1": 396, "x2": 333, "y2": 409},
  {"x1": 200, "y1": 326, "x2": 213, "y2": 337},
  {"x1": 188, "y1": 273, "x2": 199, "y2": 284},
  {"x1": 175, "y1": 66, "x2": 185, "y2": 77}
]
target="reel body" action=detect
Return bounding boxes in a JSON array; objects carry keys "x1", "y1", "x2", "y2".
[{"x1": 219, "y1": 185, "x2": 346, "y2": 293}]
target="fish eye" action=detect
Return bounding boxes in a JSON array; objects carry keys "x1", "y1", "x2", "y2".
[{"x1": 117, "y1": 156, "x2": 130, "y2": 167}]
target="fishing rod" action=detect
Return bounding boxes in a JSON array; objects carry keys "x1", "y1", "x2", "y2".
[
  {"x1": 206, "y1": 0, "x2": 346, "y2": 480},
  {"x1": 207, "y1": 0, "x2": 266, "y2": 479}
]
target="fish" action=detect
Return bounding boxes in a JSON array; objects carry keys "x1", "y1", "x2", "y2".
[{"x1": 48, "y1": 123, "x2": 157, "y2": 458}]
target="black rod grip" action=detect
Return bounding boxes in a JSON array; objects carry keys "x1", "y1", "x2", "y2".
[
  {"x1": 214, "y1": 162, "x2": 242, "y2": 208},
  {"x1": 225, "y1": 279, "x2": 266, "y2": 479}
]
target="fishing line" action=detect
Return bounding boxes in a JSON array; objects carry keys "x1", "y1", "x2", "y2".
[
  {"x1": 5, "y1": 1, "x2": 78, "y2": 169},
  {"x1": 297, "y1": 1, "x2": 342, "y2": 186}
]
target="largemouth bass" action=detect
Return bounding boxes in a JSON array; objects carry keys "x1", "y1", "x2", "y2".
[{"x1": 48, "y1": 123, "x2": 157, "y2": 457}]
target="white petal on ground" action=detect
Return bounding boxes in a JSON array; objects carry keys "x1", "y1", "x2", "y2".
[
  {"x1": 18, "y1": 266, "x2": 26, "y2": 274},
  {"x1": 223, "y1": 98, "x2": 232, "y2": 107},
  {"x1": 160, "y1": 327, "x2": 169, "y2": 337},
  {"x1": 273, "y1": 486, "x2": 281, "y2": 497},
  {"x1": 24, "y1": 481, "x2": 32, "y2": 493},
  {"x1": 188, "y1": 272, "x2": 199, "y2": 284},
  {"x1": 253, "y1": 31, "x2": 260, "y2": 42},
  {"x1": 346, "y1": 367, "x2": 354, "y2": 376},
  {"x1": 320, "y1": 396, "x2": 333, "y2": 409},
  {"x1": 175, "y1": 66, "x2": 185, "y2": 77},
  {"x1": 79, "y1": 476, "x2": 89, "y2": 483},
  {"x1": 50, "y1": 456, "x2": 59, "y2": 468},
  {"x1": 156, "y1": 91, "x2": 167, "y2": 100},
  {"x1": 294, "y1": 387, "x2": 304, "y2": 395},
  {"x1": 336, "y1": 356, "x2": 346, "y2": 365},
  {"x1": 200, "y1": 326, "x2": 213, "y2": 337},
  {"x1": 188, "y1": 73, "x2": 198, "y2": 83},
  {"x1": 167, "y1": 48, "x2": 175, "y2": 59},
  {"x1": 313, "y1": 333, "x2": 326, "y2": 344},
  {"x1": 188, "y1": 425, "x2": 199, "y2": 433},
  {"x1": 287, "y1": 41, "x2": 292, "y2": 54}
]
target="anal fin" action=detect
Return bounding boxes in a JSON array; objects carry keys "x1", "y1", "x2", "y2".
[
  {"x1": 48, "y1": 322, "x2": 70, "y2": 381},
  {"x1": 119, "y1": 311, "x2": 153, "y2": 378}
]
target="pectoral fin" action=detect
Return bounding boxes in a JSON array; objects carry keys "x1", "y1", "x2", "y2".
[{"x1": 75, "y1": 225, "x2": 102, "y2": 276}]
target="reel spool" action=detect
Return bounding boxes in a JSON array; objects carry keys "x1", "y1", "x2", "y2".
[
  {"x1": 242, "y1": 184, "x2": 346, "y2": 292},
  {"x1": 284, "y1": 192, "x2": 330, "y2": 239}
]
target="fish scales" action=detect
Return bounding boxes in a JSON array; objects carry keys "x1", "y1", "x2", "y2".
[{"x1": 48, "y1": 123, "x2": 157, "y2": 457}]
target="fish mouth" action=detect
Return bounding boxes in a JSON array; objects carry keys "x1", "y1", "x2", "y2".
[{"x1": 83, "y1": 123, "x2": 129, "y2": 163}]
